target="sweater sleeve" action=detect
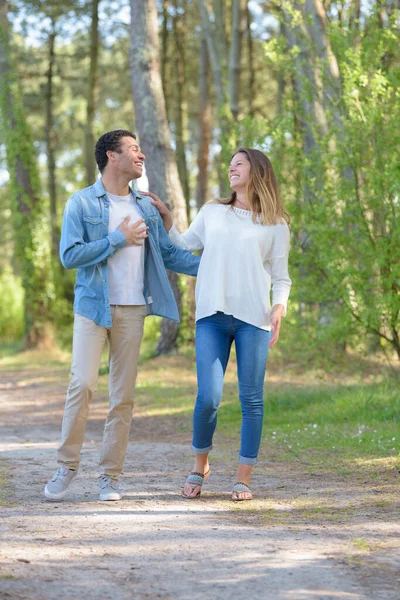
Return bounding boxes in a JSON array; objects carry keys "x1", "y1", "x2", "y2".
[
  {"x1": 270, "y1": 222, "x2": 292, "y2": 316},
  {"x1": 168, "y1": 209, "x2": 205, "y2": 251}
]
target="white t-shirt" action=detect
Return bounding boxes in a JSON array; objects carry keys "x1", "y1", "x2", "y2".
[
  {"x1": 107, "y1": 192, "x2": 145, "y2": 305},
  {"x1": 168, "y1": 202, "x2": 292, "y2": 330}
]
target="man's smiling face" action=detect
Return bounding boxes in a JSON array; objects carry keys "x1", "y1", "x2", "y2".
[{"x1": 107, "y1": 137, "x2": 146, "y2": 180}]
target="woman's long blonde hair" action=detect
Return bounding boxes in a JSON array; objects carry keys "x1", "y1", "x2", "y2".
[{"x1": 218, "y1": 148, "x2": 290, "y2": 226}]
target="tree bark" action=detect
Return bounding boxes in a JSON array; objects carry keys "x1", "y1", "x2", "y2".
[
  {"x1": 349, "y1": 0, "x2": 361, "y2": 38},
  {"x1": 228, "y1": 0, "x2": 246, "y2": 120},
  {"x1": 198, "y1": 0, "x2": 234, "y2": 195},
  {"x1": 85, "y1": 0, "x2": 99, "y2": 186},
  {"x1": 304, "y1": 0, "x2": 354, "y2": 183},
  {"x1": 305, "y1": 0, "x2": 342, "y2": 129},
  {"x1": 213, "y1": 0, "x2": 227, "y2": 69},
  {"x1": 160, "y1": 0, "x2": 169, "y2": 115},
  {"x1": 130, "y1": 0, "x2": 189, "y2": 354},
  {"x1": 172, "y1": 0, "x2": 190, "y2": 220},
  {"x1": 281, "y1": 7, "x2": 321, "y2": 161},
  {"x1": 195, "y1": 35, "x2": 211, "y2": 210},
  {"x1": 45, "y1": 22, "x2": 59, "y2": 260},
  {"x1": 198, "y1": 0, "x2": 225, "y2": 106},
  {"x1": 246, "y1": 4, "x2": 255, "y2": 117}
]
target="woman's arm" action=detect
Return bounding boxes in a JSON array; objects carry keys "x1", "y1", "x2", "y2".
[
  {"x1": 156, "y1": 215, "x2": 200, "y2": 276},
  {"x1": 143, "y1": 191, "x2": 205, "y2": 252},
  {"x1": 269, "y1": 223, "x2": 292, "y2": 347}
]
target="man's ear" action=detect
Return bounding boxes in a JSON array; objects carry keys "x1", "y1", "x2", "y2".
[{"x1": 106, "y1": 150, "x2": 115, "y2": 162}]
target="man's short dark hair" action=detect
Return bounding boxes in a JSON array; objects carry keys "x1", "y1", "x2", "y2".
[{"x1": 95, "y1": 129, "x2": 137, "y2": 173}]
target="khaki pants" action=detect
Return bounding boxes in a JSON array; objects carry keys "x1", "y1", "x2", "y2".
[{"x1": 57, "y1": 305, "x2": 146, "y2": 478}]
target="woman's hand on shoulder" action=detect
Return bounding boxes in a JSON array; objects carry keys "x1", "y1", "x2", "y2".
[{"x1": 139, "y1": 190, "x2": 173, "y2": 232}]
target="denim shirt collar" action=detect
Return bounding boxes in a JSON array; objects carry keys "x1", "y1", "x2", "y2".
[{"x1": 93, "y1": 177, "x2": 143, "y2": 201}]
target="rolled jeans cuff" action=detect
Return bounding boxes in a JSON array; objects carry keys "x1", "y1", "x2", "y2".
[
  {"x1": 239, "y1": 455, "x2": 258, "y2": 465},
  {"x1": 192, "y1": 444, "x2": 212, "y2": 454}
]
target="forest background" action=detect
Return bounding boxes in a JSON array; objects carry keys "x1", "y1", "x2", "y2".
[{"x1": 0, "y1": 0, "x2": 399, "y2": 367}]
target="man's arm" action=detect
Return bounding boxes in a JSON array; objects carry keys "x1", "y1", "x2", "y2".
[{"x1": 60, "y1": 195, "x2": 148, "y2": 270}]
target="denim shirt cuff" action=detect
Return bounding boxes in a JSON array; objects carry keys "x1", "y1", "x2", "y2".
[{"x1": 109, "y1": 230, "x2": 127, "y2": 249}]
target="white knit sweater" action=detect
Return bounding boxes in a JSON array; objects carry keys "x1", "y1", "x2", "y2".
[{"x1": 169, "y1": 203, "x2": 292, "y2": 331}]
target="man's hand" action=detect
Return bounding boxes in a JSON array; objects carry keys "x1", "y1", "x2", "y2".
[
  {"x1": 139, "y1": 190, "x2": 173, "y2": 232},
  {"x1": 269, "y1": 304, "x2": 285, "y2": 348},
  {"x1": 117, "y1": 216, "x2": 149, "y2": 246}
]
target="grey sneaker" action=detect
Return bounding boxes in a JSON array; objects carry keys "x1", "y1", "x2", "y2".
[
  {"x1": 44, "y1": 466, "x2": 77, "y2": 500},
  {"x1": 99, "y1": 476, "x2": 122, "y2": 501}
]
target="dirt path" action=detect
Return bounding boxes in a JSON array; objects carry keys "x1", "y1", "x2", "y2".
[{"x1": 0, "y1": 358, "x2": 399, "y2": 600}]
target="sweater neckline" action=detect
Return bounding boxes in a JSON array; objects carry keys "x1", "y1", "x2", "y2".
[{"x1": 230, "y1": 205, "x2": 252, "y2": 217}]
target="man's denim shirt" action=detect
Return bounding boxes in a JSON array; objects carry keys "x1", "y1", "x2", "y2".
[{"x1": 59, "y1": 178, "x2": 199, "y2": 328}]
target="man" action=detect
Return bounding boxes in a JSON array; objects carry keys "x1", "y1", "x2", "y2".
[{"x1": 44, "y1": 129, "x2": 199, "y2": 502}]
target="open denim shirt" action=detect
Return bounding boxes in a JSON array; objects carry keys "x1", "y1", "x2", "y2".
[{"x1": 59, "y1": 178, "x2": 199, "y2": 328}]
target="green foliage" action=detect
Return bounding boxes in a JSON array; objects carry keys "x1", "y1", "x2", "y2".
[
  {"x1": 263, "y1": 10, "x2": 400, "y2": 360},
  {"x1": 0, "y1": 14, "x2": 55, "y2": 347},
  {"x1": 140, "y1": 315, "x2": 163, "y2": 362},
  {"x1": 0, "y1": 266, "x2": 24, "y2": 340},
  {"x1": 120, "y1": 352, "x2": 400, "y2": 468},
  {"x1": 177, "y1": 276, "x2": 196, "y2": 349}
]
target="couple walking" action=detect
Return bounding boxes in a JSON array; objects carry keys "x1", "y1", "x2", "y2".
[{"x1": 44, "y1": 129, "x2": 291, "y2": 503}]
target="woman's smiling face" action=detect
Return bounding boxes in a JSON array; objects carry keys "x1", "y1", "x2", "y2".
[{"x1": 228, "y1": 152, "x2": 251, "y2": 191}]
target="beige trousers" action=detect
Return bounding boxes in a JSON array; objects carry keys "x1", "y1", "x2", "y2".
[{"x1": 57, "y1": 305, "x2": 146, "y2": 478}]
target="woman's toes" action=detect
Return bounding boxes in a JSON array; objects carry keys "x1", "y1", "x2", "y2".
[
  {"x1": 183, "y1": 483, "x2": 200, "y2": 498},
  {"x1": 232, "y1": 489, "x2": 252, "y2": 501}
]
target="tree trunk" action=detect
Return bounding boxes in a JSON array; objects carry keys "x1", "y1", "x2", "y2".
[
  {"x1": 228, "y1": 0, "x2": 246, "y2": 121},
  {"x1": 213, "y1": 0, "x2": 227, "y2": 68},
  {"x1": 198, "y1": 0, "x2": 233, "y2": 195},
  {"x1": 195, "y1": 35, "x2": 211, "y2": 210},
  {"x1": 349, "y1": 0, "x2": 361, "y2": 40},
  {"x1": 281, "y1": 8, "x2": 321, "y2": 163},
  {"x1": 305, "y1": 0, "x2": 342, "y2": 130},
  {"x1": 246, "y1": 4, "x2": 255, "y2": 117},
  {"x1": 0, "y1": 0, "x2": 54, "y2": 349},
  {"x1": 198, "y1": 0, "x2": 225, "y2": 106},
  {"x1": 160, "y1": 0, "x2": 169, "y2": 115},
  {"x1": 45, "y1": 22, "x2": 59, "y2": 260},
  {"x1": 198, "y1": 0, "x2": 246, "y2": 193},
  {"x1": 172, "y1": 0, "x2": 190, "y2": 220},
  {"x1": 130, "y1": 0, "x2": 189, "y2": 354},
  {"x1": 281, "y1": 3, "x2": 325, "y2": 324},
  {"x1": 85, "y1": 0, "x2": 99, "y2": 186}
]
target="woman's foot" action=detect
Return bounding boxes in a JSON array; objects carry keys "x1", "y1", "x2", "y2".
[
  {"x1": 233, "y1": 464, "x2": 253, "y2": 500},
  {"x1": 232, "y1": 481, "x2": 252, "y2": 501},
  {"x1": 182, "y1": 468, "x2": 210, "y2": 499}
]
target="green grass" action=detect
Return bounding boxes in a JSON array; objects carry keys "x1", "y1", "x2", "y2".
[
  {"x1": 125, "y1": 352, "x2": 400, "y2": 477},
  {"x1": 218, "y1": 379, "x2": 400, "y2": 463},
  {"x1": 0, "y1": 345, "x2": 70, "y2": 371},
  {"x1": 0, "y1": 340, "x2": 24, "y2": 360}
]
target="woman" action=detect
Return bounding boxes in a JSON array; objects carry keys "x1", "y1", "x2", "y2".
[{"x1": 150, "y1": 148, "x2": 291, "y2": 501}]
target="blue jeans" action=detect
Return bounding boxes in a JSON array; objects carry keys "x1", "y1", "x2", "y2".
[{"x1": 193, "y1": 312, "x2": 271, "y2": 465}]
